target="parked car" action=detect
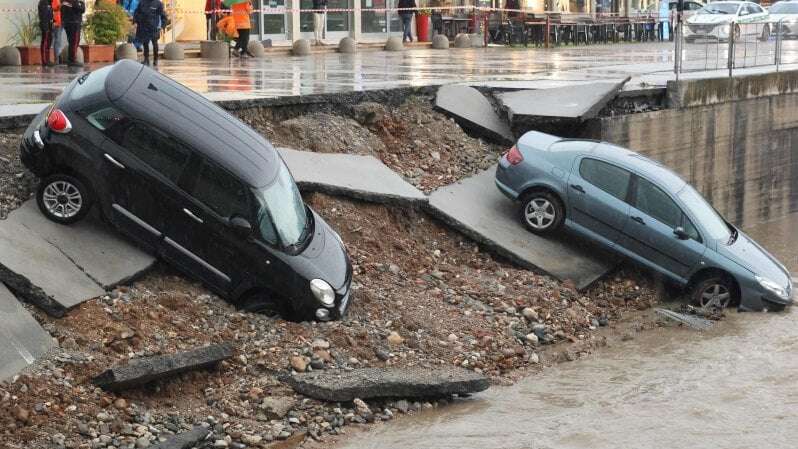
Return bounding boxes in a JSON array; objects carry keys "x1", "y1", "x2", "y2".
[
  {"x1": 768, "y1": 0, "x2": 798, "y2": 37},
  {"x1": 641, "y1": 0, "x2": 705, "y2": 18},
  {"x1": 495, "y1": 132, "x2": 793, "y2": 312},
  {"x1": 19, "y1": 60, "x2": 353, "y2": 322},
  {"x1": 685, "y1": 1, "x2": 770, "y2": 41}
]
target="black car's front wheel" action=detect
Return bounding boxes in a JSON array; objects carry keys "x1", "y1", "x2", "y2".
[
  {"x1": 36, "y1": 174, "x2": 93, "y2": 225},
  {"x1": 692, "y1": 275, "x2": 736, "y2": 309},
  {"x1": 518, "y1": 190, "x2": 564, "y2": 236},
  {"x1": 238, "y1": 291, "x2": 292, "y2": 320}
]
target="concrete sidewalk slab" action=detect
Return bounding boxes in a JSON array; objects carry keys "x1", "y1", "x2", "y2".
[
  {"x1": 426, "y1": 168, "x2": 614, "y2": 289},
  {"x1": 0, "y1": 283, "x2": 54, "y2": 380},
  {"x1": 278, "y1": 148, "x2": 427, "y2": 207},
  {"x1": 0, "y1": 201, "x2": 155, "y2": 315},
  {"x1": 497, "y1": 78, "x2": 630, "y2": 122},
  {"x1": 435, "y1": 85, "x2": 514, "y2": 145}
]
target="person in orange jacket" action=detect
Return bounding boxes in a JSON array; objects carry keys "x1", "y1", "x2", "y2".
[
  {"x1": 231, "y1": 0, "x2": 253, "y2": 57},
  {"x1": 217, "y1": 14, "x2": 238, "y2": 39},
  {"x1": 51, "y1": 0, "x2": 64, "y2": 63}
]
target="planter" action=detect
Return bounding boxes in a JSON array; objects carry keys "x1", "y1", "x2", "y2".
[
  {"x1": 201, "y1": 40, "x2": 230, "y2": 60},
  {"x1": 80, "y1": 44, "x2": 115, "y2": 63},
  {"x1": 416, "y1": 15, "x2": 431, "y2": 42},
  {"x1": 17, "y1": 46, "x2": 54, "y2": 65}
]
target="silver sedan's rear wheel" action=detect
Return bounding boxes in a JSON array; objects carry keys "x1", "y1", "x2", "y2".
[{"x1": 518, "y1": 190, "x2": 564, "y2": 236}]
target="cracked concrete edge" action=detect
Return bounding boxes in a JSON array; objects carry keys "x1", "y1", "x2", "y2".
[
  {"x1": 0, "y1": 265, "x2": 66, "y2": 317},
  {"x1": 432, "y1": 106, "x2": 515, "y2": 147},
  {"x1": 284, "y1": 376, "x2": 490, "y2": 402},
  {"x1": 421, "y1": 202, "x2": 609, "y2": 290},
  {"x1": 296, "y1": 181, "x2": 429, "y2": 209}
]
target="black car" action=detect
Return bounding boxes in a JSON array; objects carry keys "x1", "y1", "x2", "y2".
[{"x1": 19, "y1": 60, "x2": 352, "y2": 321}]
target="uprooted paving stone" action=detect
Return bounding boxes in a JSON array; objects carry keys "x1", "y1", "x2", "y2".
[
  {"x1": 149, "y1": 426, "x2": 210, "y2": 449},
  {"x1": 0, "y1": 283, "x2": 54, "y2": 380},
  {"x1": 435, "y1": 84, "x2": 514, "y2": 145},
  {"x1": 278, "y1": 147, "x2": 427, "y2": 207},
  {"x1": 0, "y1": 201, "x2": 155, "y2": 315},
  {"x1": 497, "y1": 78, "x2": 630, "y2": 124},
  {"x1": 93, "y1": 343, "x2": 233, "y2": 391},
  {"x1": 284, "y1": 367, "x2": 490, "y2": 402},
  {"x1": 426, "y1": 168, "x2": 615, "y2": 289},
  {"x1": 655, "y1": 308, "x2": 714, "y2": 330}
]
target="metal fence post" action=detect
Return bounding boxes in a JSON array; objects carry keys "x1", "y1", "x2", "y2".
[
  {"x1": 674, "y1": 21, "x2": 681, "y2": 79},
  {"x1": 776, "y1": 18, "x2": 783, "y2": 71},
  {"x1": 728, "y1": 21, "x2": 735, "y2": 78}
]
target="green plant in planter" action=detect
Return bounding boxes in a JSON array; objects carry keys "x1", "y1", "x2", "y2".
[
  {"x1": 86, "y1": 0, "x2": 131, "y2": 45},
  {"x1": 7, "y1": 13, "x2": 41, "y2": 47},
  {"x1": 417, "y1": 8, "x2": 432, "y2": 16}
]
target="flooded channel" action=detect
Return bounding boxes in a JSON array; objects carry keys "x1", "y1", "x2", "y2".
[{"x1": 340, "y1": 215, "x2": 798, "y2": 449}]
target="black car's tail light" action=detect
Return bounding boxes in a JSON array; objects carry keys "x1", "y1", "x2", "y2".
[
  {"x1": 506, "y1": 145, "x2": 524, "y2": 165},
  {"x1": 46, "y1": 109, "x2": 72, "y2": 134}
]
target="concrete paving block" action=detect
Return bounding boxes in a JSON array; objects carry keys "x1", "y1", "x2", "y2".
[
  {"x1": 292, "y1": 39, "x2": 311, "y2": 56},
  {"x1": 432, "y1": 34, "x2": 449, "y2": 49},
  {"x1": 0, "y1": 46, "x2": 21, "y2": 66},
  {"x1": 454, "y1": 33, "x2": 471, "y2": 48},
  {"x1": 0, "y1": 284, "x2": 54, "y2": 381},
  {"x1": 247, "y1": 40, "x2": 265, "y2": 58},
  {"x1": 277, "y1": 148, "x2": 427, "y2": 207},
  {"x1": 338, "y1": 37, "x2": 356, "y2": 53},
  {"x1": 93, "y1": 343, "x2": 233, "y2": 391},
  {"x1": 285, "y1": 367, "x2": 489, "y2": 402},
  {"x1": 10, "y1": 201, "x2": 155, "y2": 289},
  {"x1": 163, "y1": 42, "x2": 185, "y2": 60},
  {"x1": 385, "y1": 36, "x2": 404, "y2": 51},
  {"x1": 426, "y1": 168, "x2": 615, "y2": 289},
  {"x1": 200, "y1": 40, "x2": 229, "y2": 60},
  {"x1": 497, "y1": 78, "x2": 630, "y2": 122},
  {"x1": 435, "y1": 84, "x2": 514, "y2": 145},
  {"x1": 115, "y1": 43, "x2": 137, "y2": 61}
]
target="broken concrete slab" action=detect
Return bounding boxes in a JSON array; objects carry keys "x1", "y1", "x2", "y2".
[
  {"x1": 93, "y1": 343, "x2": 233, "y2": 391},
  {"x1": 150, "y1": 426, "x2": 210, "y2": 449},
  {"x1": 655, "y1": 308, "x2": 714, "y2": 330},
  {"x1": 284, "y1": 367, "x2": 489, "y2": 402},
  {"x1": 435, "y1": 84, "x2": 514, "y2": 145},
  {"x1": 497, "y1": 78, "x2": 630, "y2": 122},
  {"x1": 277, "y1": 147, "x2": 427, "y2": 207},
  {"x1": 10, "y1": 201, "x2": 155, "y2": 289},
  {"x1": 426, "y1": 168, "x2": 614, "y2": 289},
  {"x1": 0, "y1": 283, "x2": 54, "y2": 380}
]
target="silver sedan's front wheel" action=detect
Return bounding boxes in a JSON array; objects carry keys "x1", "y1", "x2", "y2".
[
  {"x1": 692, "y1": 276, "x2": 735, "y2": 309},
  {"x1": 518, "y1": 190, "x2": 564, "y2": 236},
  {"x1": 36, "y1": 174, "x2": 93, "y2": 225}
]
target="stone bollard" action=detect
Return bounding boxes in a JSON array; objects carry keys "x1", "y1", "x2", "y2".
[
  {"x1": 163, "y1": 42, "x2": 185, "y2": 60},
  {"x1": 469, "y1": 34, "x2": 484, "y2": 47},
  {"x1": 431, "y1": 34, "x2": 449, "y2": 49},
  {"x1": 292, "y1": 39, "x2": 311, "y2": 56},
  {"x1": 384, "y1": 36, "x2": 404, "y2": 51},
  {"x1": 0, "y1": 46, "x2": 21, "y2": 66},
  {"x1": 454, "y1": 33, "x2": 471, "y2": 48},
  {"x1": 338, "y1": 37, "x2": 356, "y2": 54},
  {"x1": 247, "y1": 40, "x2": 265, "y2": 57},
  {"x1": 115, "y1": 43, "x2": 137, "y2": 61},
  {"x1": 201, "y1": 40, "x2": 229, "y2": 60}
]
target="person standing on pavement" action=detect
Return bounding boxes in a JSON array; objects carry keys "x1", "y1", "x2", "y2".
[
  {"x1": 60, "y1": 0, "x2": 85, "y2": 67},
  {"x1": 50, "y1": 0, "x2": 64, "y2": 63},
  {"x1": 398, "y1": 0, "x2": 416, "y2": 43},
  {"x1": 231, "y1": 0, "x2": 253, "y2": 56},
  {"x1": 134, "y1": 0, "x2": 168, "y2": 65},
  {"x1": 312, "y1": 0, "x2": 327, "y2": 45},
  {"x1": 38, "y1": 0, "x2": 54, "y2": 66},
  {"x1": 205, "y1": 0, "x2": 222, "y2": 40}
]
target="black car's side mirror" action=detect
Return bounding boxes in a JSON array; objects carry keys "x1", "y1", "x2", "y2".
[
  {"x1": 673, "y1": 226, "x2": 689, "y2": 240},
  {"x1": 230, "y1": 216, "x2": 253, "y2": 238}
]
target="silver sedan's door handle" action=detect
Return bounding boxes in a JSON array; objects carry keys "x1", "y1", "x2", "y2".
[
  {"x1": 183, "y1": 208, "x2": 203, "y2": 224},
  {"x1": 104, "y1": 153, "x2": 125, "y2": 169}
]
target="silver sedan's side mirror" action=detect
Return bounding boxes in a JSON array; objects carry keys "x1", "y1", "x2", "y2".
[{"x1": 673, "y1": 226, "x2": 689, "y2": 240}]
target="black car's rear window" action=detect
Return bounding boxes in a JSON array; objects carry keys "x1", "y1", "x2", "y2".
[{"x1": 69, "y1": 65, "x2": 113, "y2": 102}]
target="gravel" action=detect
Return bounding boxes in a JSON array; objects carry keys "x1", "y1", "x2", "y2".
[{"x1": 0, "y1": 132, "x2": 37, "y2": 220}]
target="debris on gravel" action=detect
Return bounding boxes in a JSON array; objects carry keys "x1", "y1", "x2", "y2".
[{"x1": 0, "y1": 132, "x2": 37, "y2": 220}]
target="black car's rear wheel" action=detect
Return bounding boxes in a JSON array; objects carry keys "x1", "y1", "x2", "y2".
[
  {"x1": 518, "y1": 190, "x2": 564, "y2": 236},
  {"x1": 692, "y1": 276, "x2": 735, "y2": 309},
  {"x1": 36, "y1": 174, "x2": 93, "y2": 225}
]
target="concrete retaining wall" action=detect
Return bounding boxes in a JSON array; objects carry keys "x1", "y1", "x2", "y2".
[{"x1": 591, "y1": 75, "x2": 798, "y2": 228}]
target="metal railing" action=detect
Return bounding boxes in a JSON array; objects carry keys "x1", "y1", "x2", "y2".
[{"x1": 674, "y1": 17, "x2": 798, "y2": 78}]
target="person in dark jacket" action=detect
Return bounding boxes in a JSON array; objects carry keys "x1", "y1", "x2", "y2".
[
  {"x1": 38, "y1": 0, "x2": 55, "y2": 66},
  {"x1": 397, "y1": 0, "x2": 416, "y2": 43},
  {"x1": 312, "y1": 0, "x2": 327, "y2": 45},
  {"x1": 60, "y1": 0, "x2": 85, "y2": 67},
  {"x1": 134, "y1": 0, "x2": 168, "y2": 65}
]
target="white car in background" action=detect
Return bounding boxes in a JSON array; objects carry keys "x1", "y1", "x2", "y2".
[
  {"x1": 685, "y1": 1, "x2": 770, "y2": 41},
  {"x1": 768, "y1": 0, "x2": 798, "y2": 38}
]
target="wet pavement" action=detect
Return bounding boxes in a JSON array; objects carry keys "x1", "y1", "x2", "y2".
[{"x1": 4, "y1": 42, "x2": 798, "y2": 108}]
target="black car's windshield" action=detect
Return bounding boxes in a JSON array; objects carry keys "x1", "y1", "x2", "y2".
[
  {"x1": 677, "y1": 185, "x2": 732, "y2": 241},
  {"x1": 770, "y1": 2, "x2": 798, "y2": 13},
  {"x1": 699, "y1": 3, "x2": 739, "y2": 14},
  {"x1": 254, "y1": 161, "x2": 309, "y2": 248}
]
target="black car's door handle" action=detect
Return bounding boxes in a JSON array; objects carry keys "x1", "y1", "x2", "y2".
[
  {"x1": 104, "y1": 153, "x2": 126, "y2": 169},
  {"x1": 570, "y1": 184, "x2": 585, "y2": 193},
  {"x1": 183, "y1": 208, "x2": 204, "y2": 224},
  {"x1": 631, "y1": 216, "x2": 645, "y2": 225}
]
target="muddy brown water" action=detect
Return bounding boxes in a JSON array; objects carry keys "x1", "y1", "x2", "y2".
[{"x1": 339, "y1": 215, "x2": 798, "y2": 449}]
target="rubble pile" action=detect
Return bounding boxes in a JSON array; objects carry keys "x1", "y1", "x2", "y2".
[
  {"x1": 239, "y1": 97, "x2": 504, "y2": 193},
  {"x1": 0, "y1": 132, "x2": 37, "y2": 219}
]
